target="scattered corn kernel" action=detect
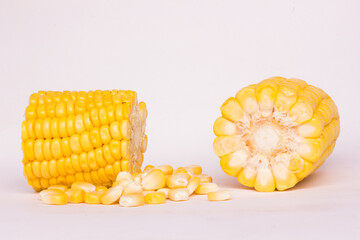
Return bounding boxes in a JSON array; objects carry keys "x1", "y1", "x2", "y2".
[
  {"x1": 173, "y1": 167, "x2": 188, "y2": 174},
  {"x1": 120, "y1": 194, "x2": 145, "y2": 207},
  {"x1": 141, "y1": 169, "x2": 166, "y2": 190},
  {"x1": 101, "y1": 186, "x2": 123, "y2": 205},
  {"x1": 157, "y1": 188, "x2": 170, "y2": 198},
  {"x1": 168, "y1": 188, "x2": 190, "y2": 201},
  {"x1": 71, "y1": 182, "x2": 96, "y2": 193},
  {"x1": 113, "y1": 178, "x2": 132, "y2": 188},
  {"x1": 143, "y1": 165, "x2": 155, "y2": 172},
  {"x1": 48, "y1": 185, "x2": 68, "y2": 192},
  {"x1": 167, "y1": 173, "x2": 189, "y2": 189},
  {"x1": 115, "y1": 172, "x2": 133, "y2": 182},
  {"x1": 207, "y1": 190, "x2": 232, "y2": 201},
  {"x1": 39, "y1": 189, "x2": 64, "y2": 200},
  {"x1": 84, "y1": 191, "x2": 104, "y2": 204},
  {"x1": 65, "y1": 189, "x2": 85, "y2": 203},
  {"x1": 187, "y1": 177, "x2": 200, "y2": 195},
  {"x1": 96, "y1": 186, "x2": 108, "y2": 192},
  {"x1": 144, "y1": 192, "x2": 166, "y2": 204},
  {"x1": 196, "y1": 174, "x2": 213, "y2": 183},
  {"x1": 184, "y1": 165, "x2": 202, "y2": 175},
  {"x1": 41, "y1": 189, "x2": 68, "y2": 205},
  {"x1": 156, "y1": 165, "x2": 173, "y2": 175},
  {"x1": 123, "y1": 181, "x2": 143, "y2": 196},
  {"x1": 195, "y1": 183, "x2": 219, "y2": 195}
]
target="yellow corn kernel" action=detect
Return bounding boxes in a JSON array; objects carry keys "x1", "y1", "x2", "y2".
[
  {"x1": 173, "y1": 167, "x2": 187, "y2": 175},
  {"x1": 157, "y1": 188, "x2": 170, "y2": 198},
  {"x1": 65, "y1": 189, "x2": 85, "y2": 203},
  {"x1": 168, "y1": 188, "x2": 190, "y2": 201},
  {"x1": 156, "y1": 165, "x2": 173, "y2": 175},
  {"x1": 184, "y1": 165, "x2": 202, "y2": 175},
  {"x1": 101, "y1": 186, "x2": 123, "y2": 205},
  {"x1": 144, "y1": 192, "x2": 166, "y2": 204},
  {"x1": 84, "y1": 191, "x2": 104, "y2": 204},
  {"x1": 123, "y1": 181, "x2": 143, "y2": 196},
  {"x1": 195, "y1": 183, "x2": 219, "y2": 195},
  {"x1": 115, "y1": 171, "x2": 133, "y2": 182},
  {"x1": 41, "y1": 189, "x2": 68, "y2": 205},
  {"x1": 39, "y1": 189, "x2": 63, "y2": 200},
  {"x1": 207, "y1": 190, "x2": 232, "y2": 201},
  {"x1": 141, "y1": 169, "x2": 166, "y2": 190},
  {"x1": 167, "y1": 173, "x2": 189, "y2": 189},
  {"x1": 96, "y1": 186, "x2": 108, "y2": 192},
  {"x1": 143, "y1": 165, "x2": 155, "y2": 173},
  {"x1": 120, "y1": 194, "x2": 145, "y2": 207},
  {"x1": 48, "y1": 185, "x2": 68, "y2": 192},
  {"x1": 187, "y1": 177, "x2": 200, "y2": 195},
  {"x1": 71, "y1": 182, "x2": 96, "y2": 193}
]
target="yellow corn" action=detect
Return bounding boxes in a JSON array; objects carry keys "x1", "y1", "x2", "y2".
[
  {"x1": 41, "y1": 189, "x2": 68, "y2": 205},
  {"x1": 123, "y1": 181, "x2": 143, "y2": 196},
  {"x1": 65, "y1": 189, "x2": 85, "y2": 203},
  {"x1": 101, "y1": 186, "x2": 123, "y2": 205},
  {"x1": 207, "y1": 190, "x2": 232, "y2": 201},
  {"x1": 141, "y1": 169, "x2": 166, "y2": 190},
  {"x1": 196, "y1": 174, "x2": 213, "y2": 183},
  {"x1": 187, "y1": 177, "x2": 200, "y2": 195},
  {"x1": 166, "y1": 173, "x2": 189, "y2": 189},
  {"x1": 120, "y1": 194, "x2": 145, "y2": 207},
  {"x1": 195, "y1": 183, "x2": 219, "y2": 195},
  {"x1": 156, "y1": 188, "x2": 170, "y2": 198},
  {"x1": 184, "y1": 165, "x2": 202, "y2": 175},
  {"x1": 48, "y1": 185, "x2": 67, "y2": 192},
  {"x1": 213, "y1": 77, "x2": 340, "y2": 192},
  {"x1": 84, "y1": 191, "x2": 104, "y2": 204},
  {"x1": 156, "y1": 165, "x2": 173, "y2": 175},
  {"x1": 22, "y1": 90, "x2": 147, "y2": 191},
  {"x1": 168, "y1": 188, "x2": 190, "y2": 201},
  {"x1": 144, "y1": 192, "x2": 166, "y2": 204},
  {"x1": 71, "y1": 182, "x2": 96, "y2": 193},
  {"x1": 95, "y1": 186, "x2": 108, "y2": 192}
]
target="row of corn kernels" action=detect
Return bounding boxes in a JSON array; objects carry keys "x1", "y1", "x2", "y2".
[{"x1": 39, "y1": 165, "x2": 232, "y2": 206}]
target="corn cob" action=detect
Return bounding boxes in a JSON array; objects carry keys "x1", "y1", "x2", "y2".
[
  {"x1": 213, "y1": 77, "x2": 340, "y2": 192},
  {"x1": 22, "y1": 90, "x2": 147, "y2": 191}
]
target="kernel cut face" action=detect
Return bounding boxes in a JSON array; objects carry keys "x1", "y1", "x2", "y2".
[
  {"x1": 22, "y1": 90, "x2": 147, "y2": 191},
  {"x1": 213, "y1": 77, "x2": 340, "y2": 192}
]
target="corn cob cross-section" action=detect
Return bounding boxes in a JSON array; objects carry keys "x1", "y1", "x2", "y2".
[
  {"x1": 213, "y1": 77, "x2": 340, "y2": 192},
  {"x1": 22, "y1": 90, "x2": 147, "y2": 191}
]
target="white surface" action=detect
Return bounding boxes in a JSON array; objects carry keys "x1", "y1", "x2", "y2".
[{"x1": 0, "y1": 0, "x2": 359, "y2": 239}]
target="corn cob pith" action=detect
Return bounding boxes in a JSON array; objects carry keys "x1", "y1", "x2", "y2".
[
  {"x1": 22, "y1": 90, "x2": 148, "y2": 191},
  {"x1": 213, "y1": 77, "x2": 340, "y2": 192}
]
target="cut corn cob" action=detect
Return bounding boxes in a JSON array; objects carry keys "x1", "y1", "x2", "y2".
[
  {"x1": 22, "y1": 90, "x2": 147, "y2": 191},
  {"x1": 213, "y1": 77, "x2": 340, "y2": 192}
]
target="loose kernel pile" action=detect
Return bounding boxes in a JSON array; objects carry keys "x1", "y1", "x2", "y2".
[{"x1": 38, "y1": 164, "x2": 232, "y2": 206}]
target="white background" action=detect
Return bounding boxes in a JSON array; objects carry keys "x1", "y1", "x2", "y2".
[{"x1": 0, "y1": 0, "x2": 359, "y2": 239}]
